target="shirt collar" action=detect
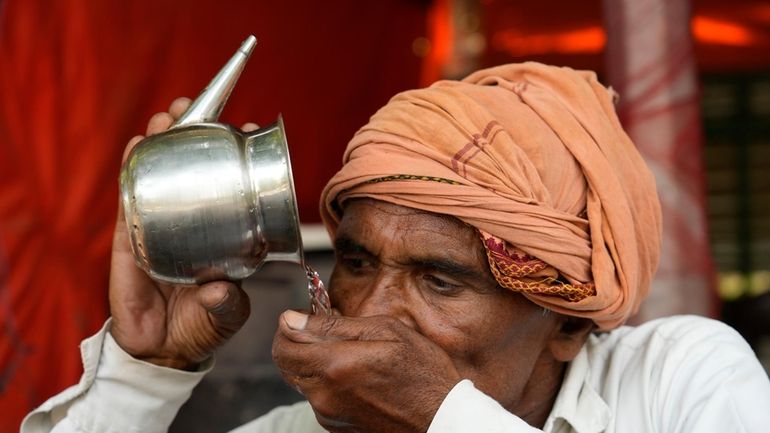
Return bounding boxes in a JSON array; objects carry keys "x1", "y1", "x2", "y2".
[{"x1": 542, "y1": 345, "x2": 611, "y2": 433}]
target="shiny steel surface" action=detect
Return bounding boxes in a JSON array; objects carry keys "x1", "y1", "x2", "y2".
[
  {"x1": 118, "y1": 35, "x2": 303, "y2": 284},
  {"x1": 245, "y1": 116, "x2": 303, "y2": 266},
  {"x1": 120, "y1": 120, "x2": 303, "y2": 284},
  {"x1": 173, "y1": 36, "x2": 257, "y2": 128}
]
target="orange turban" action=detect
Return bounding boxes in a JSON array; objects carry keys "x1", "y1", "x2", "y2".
[{"x1": 320, "y1": 62, "x2": 662, "y2": 330}]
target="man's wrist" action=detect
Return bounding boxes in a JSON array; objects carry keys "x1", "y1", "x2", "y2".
[{"x1": 136, "y1": 355, "x2": 203, "y2": 371}]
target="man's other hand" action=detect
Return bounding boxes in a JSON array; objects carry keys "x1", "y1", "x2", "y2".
[
  {"x1": 109, "y1": 98, "x2": 258, "y2": 370},
  {"x1": 272, "y1": 311, "x2": 462, "y2": 433}
]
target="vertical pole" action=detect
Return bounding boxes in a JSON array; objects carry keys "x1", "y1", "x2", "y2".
[{"x1": 603, "y1": 0, "x2": 718, "y2": 321}]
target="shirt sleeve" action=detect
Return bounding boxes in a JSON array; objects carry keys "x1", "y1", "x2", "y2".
[
  {"x1": 427, "y1": 380, "x2": 544, "y2": 433},
  {"x1": 21, "y1": 319, "x2": 212, "y2": 433},
  {"x1": 227, "y1": 401, "x2": 328, "y2": 433}
]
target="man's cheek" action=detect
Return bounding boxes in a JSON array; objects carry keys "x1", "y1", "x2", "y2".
[{"x1": 418, "y1": 325, "x2": 476, "y2": 370}]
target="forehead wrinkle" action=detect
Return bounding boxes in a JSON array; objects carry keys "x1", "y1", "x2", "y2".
[
  {"x1": 337, "y1": 200, "x2": 491, "y2": 277},
  {"x1": 358, "y1": 199, "x2": 478, "y2": 244}
]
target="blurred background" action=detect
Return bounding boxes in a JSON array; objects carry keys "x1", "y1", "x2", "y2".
[{"x1": 1, "y1": 0, "x2": 769, "y2": 431}]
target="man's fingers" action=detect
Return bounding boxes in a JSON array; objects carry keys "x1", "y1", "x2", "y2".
[
  {"x1": 241, "y1": 122, "x2": 259, "y2": 132},
  {"x1": 122, "y1": 135, "x2": 145, "y2": 162},
  {"x1": 146, "y1": 112, "x2": 174, "y2": 136},
  {"x1": 125, "y1": 97, "x2": 189, "y2": 163},
  {"x1": 275, "y1": 337, "x2": 391, "y2": 381},
  {"x1": 169, "y1": 97, "x2": 191, "y2": 120},
  {"x1": 198, "y1": 281, "x2": 251, "y2": 336},
  {"x1": 279, "y1": 310, "x2": 401, "y2": 344}
]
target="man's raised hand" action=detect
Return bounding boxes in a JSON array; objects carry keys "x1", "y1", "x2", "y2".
[{"x1": 108, "y1": 98, "x2": 257, "y2": 369}]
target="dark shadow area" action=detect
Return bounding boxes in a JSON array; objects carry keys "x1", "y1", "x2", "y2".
[{"x1": 722, "y1": 293, "x2": 770, "y2": 356}]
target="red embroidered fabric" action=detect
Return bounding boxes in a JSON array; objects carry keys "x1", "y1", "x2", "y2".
[{"x1": 479, "y1": 230, "x2": 596, "y2": 302}]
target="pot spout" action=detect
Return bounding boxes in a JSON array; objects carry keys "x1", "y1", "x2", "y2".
[{"x1": 172, "y1": 35, "x2": 257, "y2": 128}]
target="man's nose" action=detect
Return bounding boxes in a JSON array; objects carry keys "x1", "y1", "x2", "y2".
[{"x1": 353, "y1": 274, "x2": 417, "y2": 329}]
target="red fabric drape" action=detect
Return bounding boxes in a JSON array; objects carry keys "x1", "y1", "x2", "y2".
[{"x1": 0, "y1": 1, "x2": 425, "y2": 429}]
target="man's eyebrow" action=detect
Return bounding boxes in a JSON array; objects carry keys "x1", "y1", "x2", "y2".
[
  {"x1": 410, "y1": 257, "x2": 485, "y2": 281},
  {"x1": 334, "y1": 235, "x2": 370, "y2": 254}
]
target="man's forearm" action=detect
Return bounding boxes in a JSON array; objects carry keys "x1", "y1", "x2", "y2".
[{"x1": 21, "y1": 319, "x2": 210, "y2": 433}]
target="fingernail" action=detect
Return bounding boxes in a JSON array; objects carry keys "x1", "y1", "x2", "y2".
[{"x1": 284, "y1": 310, "x2": 308, "y2": 330}]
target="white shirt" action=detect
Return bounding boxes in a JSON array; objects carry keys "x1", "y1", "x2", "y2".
[{"x1": 21, "y1": 315, "x2": 770, "y2": 433}]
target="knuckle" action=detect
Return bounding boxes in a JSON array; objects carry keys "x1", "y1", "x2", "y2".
[
  {"x1": 324, "y1": 358, "x2": 347, "y2": 383},
  {"x1": 309, "y1": 392, "x2": 336, "y2": 420}
]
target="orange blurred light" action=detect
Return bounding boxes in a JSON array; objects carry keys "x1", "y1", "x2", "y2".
[
  {"x1": 692, "y1": 16, "x2": 757, "y2": 46},
  {"x1": 492, "y1": 26, "x2": 605, "y2": 57},
  {"x1": 421, "y1": 0, "x2": 453, "y2": 86}
]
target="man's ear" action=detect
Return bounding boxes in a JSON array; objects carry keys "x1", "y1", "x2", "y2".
[{"x1": 547, "y1": 315, "x2": 595, "y2": 362}]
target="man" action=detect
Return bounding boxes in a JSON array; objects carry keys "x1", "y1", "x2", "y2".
[{"x1": 22, "y1": 63, "x2": 770, "y2": 432}]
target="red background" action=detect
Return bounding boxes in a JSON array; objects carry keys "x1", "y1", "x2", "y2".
[
  {"x1": 0, "y1": 1, "x2": 427, "y2": 429},
  {"x1": 2, "y1": 0, "x2": 769, "y2": 430}
]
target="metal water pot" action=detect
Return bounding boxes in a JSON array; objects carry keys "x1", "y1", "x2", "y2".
[{"x1": 119, "y1": 36, "x2": 303, "y2": 284}]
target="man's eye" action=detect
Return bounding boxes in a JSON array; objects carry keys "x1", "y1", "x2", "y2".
[
  {"x1": 342, "y1": 257, "x2": 371, "y2": 269},
  {"x1": 422, "y1": 274, "x2": 461, "y2": 294}
]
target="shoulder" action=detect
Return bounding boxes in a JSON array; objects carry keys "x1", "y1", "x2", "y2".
[
  {"x1": 591, "y1": 314, "x2": 749, "y2": 353},
  {"x1": 580, "y1": 315, "x2": 770, "y2": 431},
  {"x1": 585, "y1": 315, "x2": 758, "y2": 381},
  {"x1": 229, "y1": 401, "x2": 326, "y2": 433}
]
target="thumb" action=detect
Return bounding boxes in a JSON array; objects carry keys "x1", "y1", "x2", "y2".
[{"x1": 198, "y1": 281, "x2": 251, "y2": 336}]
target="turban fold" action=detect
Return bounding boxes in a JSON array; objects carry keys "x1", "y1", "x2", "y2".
[{"x1": 320, "y1": 62, "x2": 662, "y2": 330}]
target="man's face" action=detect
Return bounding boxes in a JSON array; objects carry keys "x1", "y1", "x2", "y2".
[{"x1": 329, "y1": 199, "x2": 566, "y2": 414}]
